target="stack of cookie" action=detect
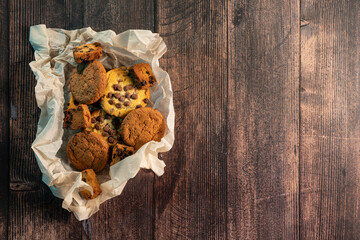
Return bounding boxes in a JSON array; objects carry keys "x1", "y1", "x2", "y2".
[{"x1": 64, "y1": 42, "x2": 166, "y2": 200}]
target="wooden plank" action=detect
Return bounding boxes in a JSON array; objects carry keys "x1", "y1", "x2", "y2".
[
  {"x1": 83, "y1": 1, "x2": 155, "y2": 239},
  {"x1": 154, "y1": 1, "x2": 228, "y2": 239},
  {"x1": 8, "y1": 1, "x2": 84, "y2": 239},
  {"x1": 227, "y1": 1, "x2": 300, "y2": 239},
  {"x1": 300, "y1": 0, "x2": 360, "y2": 239},
  {"x1": 0, "y1": 0, "x2": 9, "y2": 238}
]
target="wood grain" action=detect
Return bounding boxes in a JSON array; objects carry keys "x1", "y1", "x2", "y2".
[
  {"x1": 8, "y1": 1, "x2": 84, "y2": 239},
  {"x1": 154, "y1": 1, "x2": 228, "y2": 239},
  {"x1": 300, "y1": 0, "x2": 360, "y2": 239},
  {"x1": 83, "y1": 1, "x2": 155, "y2": 239},
  {"x1": 0, "y1": 0, "x2": 9, "y2": 238},
  {"x1": 227, "y1": 1, "x2": 300, "y2": 239}
]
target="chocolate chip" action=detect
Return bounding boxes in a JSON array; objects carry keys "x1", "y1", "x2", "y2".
[
  {"x1": 96, "y1": 116, "x2": 102, "y2": 122},
  {"x1": 125, "y1": 92, "x2": 130, "y2": 99},
  {"x1": 149, "y1": 76, "x2": 153, "y2": 80},
  {"x1": 108, "y1": 136, "x2": 115, "y2": 143},
  {"x1": 146, "y1": 71, "x2": 150, "y2": 75},
  {"x1": 123, "y1": 86, "x2": 128, "y2": 91},
  {"x1": 141, "y1": 81, "x2": 146, "y2": 86},
  {"x1": 124, "y1": 101, "x2": 130, "y2": 106},
  {"x1": 89, "y1": 48, "x2": 94, "y2": 51},
  {"x1": 102, "y1": 132, "x2": 109, "y2": 137},
  {"x1": 108, "y1": 99, "x2": 114, "y2": 105},
  {"x1": 105, "y1": 114, "x2": 111, "y2": 120},
  {"x1": 143, "y1": 98, "x2": 149, "y2": 104},
  {"x1": 103, "y1": 125, "x2": 110, "y2": 132},
  {"x1": 95, "y1": 124, "x2": 101, "y2": 130},
  {"x1": 91, "y1": 118, "x2": 96, "y2": 123},
  {"x1": 112, "y1": 85, "x2": 118, "y2": 90},
  {"x1": 77, "y1": 106, "x2": 82, "y2": 111},
  {"x1": 119, "y1": 96, "x2": 126, "y2": 102},
  {"x1": 136, "y1": 105, "x2": 142, "y2": 109},
  {"x1": 127, "y1": 85, "x2": 134, "y2": 90},
  {"x1": 110, "y1": 129, "x2": 117, "y2": 135},
  {"x1": 107, "y1": 92, "x2": 113, "y2": 98},
  {"x1": 115, "y1": 103, "x2": 122, "y2": 108},
  {"x1": 114, "y1": 93, "x2": 121, "y2": 99},
  {"x1": 80, "y1": 50, "x2": 83, "y2": 53},
  {"x1": 74, "y1": 100, "x2": 79, "y2": 105},
  {"x1": 149, "y1": 79, "x2": 154, "y2": 84},
  {"x1": 130, "y1": 93, "x2": 138, "y2": 100}
]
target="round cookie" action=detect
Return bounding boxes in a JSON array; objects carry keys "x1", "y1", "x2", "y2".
[
  {"x1": 67, "y1": 132, "x2": 109, "y2": 172},
  {"x1": 100, "y1": 67, "x2": 150, "y2": 118},
  {"x1": 70, "y1": 60, "x2": 107, "y2": 104},
  {"x1": 86, "y1": 109, "x2": 122, "y2": 146},
  {"x1": 120, "y1": 107, "x2": 166, "y2": 150}
]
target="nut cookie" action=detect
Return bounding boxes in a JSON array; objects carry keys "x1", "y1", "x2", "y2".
[
  {"x1": 70, "y1": 60, "x2": 107, "y2": 104},
  {"x1": 67, "y1": 132, "x2": 109, "y2": 172},
  {"x1": 120, "y1": 107, "x2": 166, "y2": 150},
  {"x1": 129, "y1": 63, "x2": 157, "y2": 90},
  {"x1": 110, "y1": 144, "x2": 135, "y2": 166},
  {"x1": 101, "y1": 67, "x2": 150, "y2": 118},
  {"x1": 63, "y1": 104, "x2": 91, "y2": 130},
  {"x1": 73, "y1": 42, "x2": 102, "y2": 63},
  {"x1": 86, "y1": 109, "x2": 122, "y2": 146},
  {"x1": 80, "y1": 169, "x2": 102, "y2": 200}
]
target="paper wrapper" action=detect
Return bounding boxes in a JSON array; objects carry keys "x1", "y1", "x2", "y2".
[{"x1": 29, "y1": 25, "x2": 175, "y2": 220}]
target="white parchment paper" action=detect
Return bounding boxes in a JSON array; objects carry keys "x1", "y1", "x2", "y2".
[{"x1": 29, "y1": 25, "x2": 174, "y2": 220}]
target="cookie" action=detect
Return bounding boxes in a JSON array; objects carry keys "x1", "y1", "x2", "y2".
[
  {"x1": 73, "y1": 42, "x2": 102, "y2": 63},
  {"x1": 67, "y1": 132, "x2": 109, "y2": 172},
  {"x1": 79, "y1": 169, "x2": 102, "y2": 200},
  {"x1": 129, "y1": 63, "x2": 157, "y2": 90},
  {"x1": 100, "y1": 67, "x2": 150, "y2": 118},
  {"x1": 70, "y1": 60, "x2": 107, "y2": 105},
  {"x1": 110, "y1": 144, "x2": 135, "y2": 166},
  {"x1": 120, "y1": 107, "x2": 166, "y2": 150},
  {"x1": 86, "y1": 109, "x2": 122, "y2": 146},
  {"x1": 63, "y1": 104, "x2": 91, "y2": 130}
]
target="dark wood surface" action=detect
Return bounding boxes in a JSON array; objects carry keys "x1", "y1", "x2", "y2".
[{"x1": 0, "y1": 0, "x2": 359, "y2": 239}]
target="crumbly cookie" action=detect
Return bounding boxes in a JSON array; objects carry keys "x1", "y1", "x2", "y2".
[
  {"x1": 110, "y1": 144, "x2": 135, "y2": 166},
  {"x1": 63, "y1": 104, "x2": 91, "y2": 130},
  {"x1": 100, "y1": 67, "x2": 150, "y2": 118},
  {"x1": 79, "y1": 169, "x2": 102, "y2": 200},
  {"x1": 120, "y1": 107, "x2": 166, "y2": 150},
  {"x1": 70, "y1": 60, "x2": 107, "y2": 104},
  {"x1": 129, "y1": 63, "x2": 157, "y2": 90},
  {"x1": 67, "y1": 132, "x2": 109, "y2": 172},
  {"x1": 86, "y1": 109, "x2": 122, "y2": 146},
  {"x1": 73, "y1": 42, "x2": 102, "y2": 63}
]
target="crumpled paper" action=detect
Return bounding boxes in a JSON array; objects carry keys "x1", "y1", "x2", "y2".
[{"x1": 29, "y1": 24, "x2": 175, "y2": 220}]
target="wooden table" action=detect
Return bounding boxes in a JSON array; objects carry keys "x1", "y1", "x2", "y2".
[{"x1": 0, "y1": 0, "x2": 359, "y2": 239}]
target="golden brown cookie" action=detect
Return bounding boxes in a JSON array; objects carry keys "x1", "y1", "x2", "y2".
[
  {"x1": 129, "y1": 63, "x2": 157, "y2": 90},
  {"x1": 100, "y1": 67, "x2": 150, "y2": 118},
  {"x1": 73, "y1": 42, "x2": 102, "y2": 63},
  {"x1": 70, "y1": 60, "x2": 107, "y2": 105},
  {"x1": 79, "y1": 169, "x2": 102, "y2": 200},
  {"x1": 67, "y1": 132, "x2": 109, "y2": 172},
  {"x1": 63, "y1": 104, "x2": 91, "y2": 130},
  {"x1": 120, "y1": 107, "x2": 166, "y2": 150},
  {"x1": 110, "y1": 144, "x2": 135, "y2": 166},
  {"x1": 86, "y1": 109, "x2": 122, "y2": 146}
]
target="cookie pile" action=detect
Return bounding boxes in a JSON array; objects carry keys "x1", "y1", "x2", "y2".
[{"x1": 64, "y1": 42, "x2": 166, "y2": 200}]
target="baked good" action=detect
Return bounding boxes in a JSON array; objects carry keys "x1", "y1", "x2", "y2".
[
  {"x1": 66, "y1": 95, "x2": 80, "y2": 109},
  {"x1": 129, "y1": 63, "x2": 157, "y2": 90},
  {"x1": 73, "y1": 42, "x2": 102, "y2": 63},
  {"x1": 67, "y1": 132, "x2": 109, "y2": 172},
  {"x1": 100, "y1": 67, "x2": 150, "y2": 118},
  {"x1": 79, "y1": 169, "x2": 102, "y2": 200},
  {"x1": 120, "y1": 107, "x2": 166, "y2": 150},
  {"x1": 86, "y1": 109, "x2": 122, "y2": 146},
  {"x1": 110, "y1": 144, "x2": 135, "y2": 166},
  {"x1": 70, "y1": 60, "x2": 107, "y2": 105},
  {"x1": 63, "y1": 104, "x2": 91, "y2": 130}
]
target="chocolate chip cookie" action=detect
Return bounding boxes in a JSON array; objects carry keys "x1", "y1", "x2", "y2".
[
  {"x1": 129, "y1": 63, "x2": 157, "y2": 90},
  {"x1": 86, "y1": 109, "x2": 122, "y2": 146},
  {"x1": 120, "y1": 107, "x2": 166, "y2": 150},
  {"x1": 63, "y1": 104, "x2": 91, "y2": 130},
  {"x1": 73, "y1": 42, "x2": 102, "y2": 63},
  {"x1": 67, "y1": 132, "x2": 109, "y2": 172},
  {"x1": 110, "y1": 144, "x2": 135, "y2": 166},
  {"x1": 79, "y1": 169, "x2": 102, "y2": 200},
  {"x1": 70, "y1": 60, "x2": 107, "y2": 104},
  {"x1": 101, "y1": 67, "x2": 150, "y2": 117}
]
